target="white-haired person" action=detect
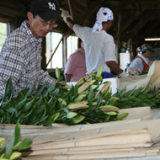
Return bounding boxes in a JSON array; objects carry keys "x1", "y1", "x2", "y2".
[
  {"x1": 61, "y1": 7, "x2": 128, "y2": 78},
  {"x1": 129, "y1": 44, "x2": 153, "y2": 72}
]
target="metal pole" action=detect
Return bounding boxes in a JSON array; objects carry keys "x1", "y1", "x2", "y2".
[
  {"x1": 117, "y1": 14, "x2": 121, "y2": 65},
  {"x1": 46, "y1": 35, "x2": 64, "y2": 67}
]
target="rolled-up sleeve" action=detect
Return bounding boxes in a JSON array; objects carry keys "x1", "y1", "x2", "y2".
[{"x1": 39, "y1": 70, "x2": 56, "y2": 88}]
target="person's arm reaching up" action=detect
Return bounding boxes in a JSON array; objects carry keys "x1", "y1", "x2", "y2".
[{"x1": 61, "y1": 10, "x2": 75, "y2": 29}]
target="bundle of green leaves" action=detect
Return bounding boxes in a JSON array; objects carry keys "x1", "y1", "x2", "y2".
[
  {"x1": 0, "y1": 66, "x2": 128, "y2": 126},
  {"x1": 113, "y1": 84, "x2": 160, "y2": 109}
]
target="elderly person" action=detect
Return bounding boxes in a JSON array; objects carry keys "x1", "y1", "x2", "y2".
[
  {"x1": 0, "y1": 0, "x2": 65, "y2": 98},
  {"x1": 129, "y1": 44, "x2": 153, "y2": 72},
  {"x1": 61, "y1": 7, "x2": 128, "y2": 78}
]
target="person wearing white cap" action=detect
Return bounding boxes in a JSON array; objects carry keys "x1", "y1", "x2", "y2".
[
  {"x1": 61, "y1": 7, "x2": 127, "y2": 78},
  {"x1": 129, "y1": 43, "x2": 153, "y2": 72}
]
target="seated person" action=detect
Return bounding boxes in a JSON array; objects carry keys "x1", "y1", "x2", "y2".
[
  {"x1": 129, "y1": 44, "x2": 153, "y2": 72},
  {"x1": 64, "y1": 38, "x2": 86, "y2": 82}
]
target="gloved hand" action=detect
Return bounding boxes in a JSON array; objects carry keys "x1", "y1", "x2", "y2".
[
  {"x1": 119, "y1": 71, "x2": 128, "y2": 78},
  {"x1": 61, "y1": 9, "x2": 72, "y2": 22}
]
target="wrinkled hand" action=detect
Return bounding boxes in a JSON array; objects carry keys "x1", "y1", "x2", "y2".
[
  {"x1": 119, "y1": 71, "x2": 128, "y2": 78},
  {"x1": 61, "y1": 9, "x2": 72, "y2": 22}
]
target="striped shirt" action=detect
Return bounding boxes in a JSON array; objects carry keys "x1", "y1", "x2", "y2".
[{"x1": 0, "y1": 20, "x2": 55, "y2": 98}]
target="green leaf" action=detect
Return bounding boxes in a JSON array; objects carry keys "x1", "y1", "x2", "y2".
[
  {"x1": 73, "y1": 116, "x2": 85, "y2": 124},
  {"x1": 17, "y1": 98, "x2": 27, "y2": 110},
  {"x1": 143, "y1": 82, "x2": 150, "y2": 93},
  {"x1": 48, "y1": 82, "x2": 56, "y2": 93},
  {"x1": 51, "y1": 88, "x2": 59, "y2": 96},
  {"x1": 14, "y1": 123, "x2": 20, "y2": 146},
  {"x1": 0, "y1": 78, "x2": 11, "y2": 106},
  {"x1": 54, "y1": 82, "x2": 60, "y2": 89},
  {"x1": 7, "y1": 77, "x2": 14, "y2": 99},
  {"x1": 34, "y1": 104, "x2": 45, "y2": 115},
  {"x1": 43, "y1": 90, "x2": 49, "y2": 98},
  {"x1": 119, "y1": 87, "x2": 126, "y2": 97},
  {"x1": 25, "y1": 79, "x2": 37, "y2": 98},
  {"x1": 2, "y1": 95, "x2": 12, "y2": 110},
  {"x1": 52, "y1": 113, "x2": 60, "y2": 122},
  {"x1": 55, "y1": 67, "x2": 60, "y2": 79},
  {"x1": 67, "y1": 112, "x2": 77, "y2": 119},
  {"x1": 74, "y1": 86, "x2": 78, "y2": 98},
  {"x1": 0, "y1": 138, "x2": 5, "y2": 145},
  {"x1": 24, "y1": 109, "x2": 33, "y2": 118},
  {"x1": 35, "y1": 96, "x2": 43, "y2": 106},
  {"x1": 44, "y1": 100, "x2": 50, "y2": 113},
  {"x1": 15, "y1": 90, "x2": 25, "y2": 101},
  {"x1": 97, "y1": 92, "x2": 103, "y2": 107},
  {"x1": 0, "y1": 109, "x2": 4, "y2": 115},
  {"x1": 64, "y1": 108, "x2": 69, "y2": 114},
  {"x1": 4, "y1": 126, "x2": 15, "y2": 158},
  {"x1": 88, "y1": 87, "x2": 93, "y2": 106},
  {"x1": 22, "y1": 99, "x2": 35, "y2": 112},
  {"x1": 47, "y1": 115, "x2": 55, "y2": 125},
  {"x1": 34, "y1": 82, "x2": 47, "y2": 99},
  {"x1": 9, "y1": 152, "x2": 21, "y2": 160},
  {"x1": 5, "y1": 107, "x2": 16, "y2": 114},
  {"x1": 33, "y1": 115, "x2": 48, "y2": 125},
  {"x1": 124, "y1": 87, "x2": 136, "y2": 96},
  {"x1": 48, "y1": 97, "x2": 53, "y2": 107},
  {"x1": 0, "y1": 147, "x2": 6, "y2": 157},
  {"x1": 96, "y1": 66, "x2": 104, "y2": 78},
  {"x1": 47, "y1": 113, "x2": 60, "y2": 125},
  {"x1": 13, "y1": 138, "x2": 32, "y2": 150},
  {"x1": 6, "y1": 112, "x2": 11, "y2": 123},
  {"x1": 133, "y1": 87, "x2": 143, "y2": 97},
  {"x1": 59, "y1": 88, "x2": 68, "y2": 93}
]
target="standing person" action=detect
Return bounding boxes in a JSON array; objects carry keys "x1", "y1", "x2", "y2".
[
  {"x1": 129, "y1": 44, "x2": 153, "y2": 71},
  {"x1": 64, "y1": 38, "x2": 86, "y2": 82},
  {"x1": 61, "y1": 7, "x2": 128, "y2": 78},
  {"x1": 0, "y1": 0, "x2": 65, "y2": 98}
]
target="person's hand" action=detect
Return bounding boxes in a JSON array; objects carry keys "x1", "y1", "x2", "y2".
[
  {"x1": 61, "y1": 9, "x2": 72, "y2": 22},
  {"x1": 59, "y1": 83, "x2": 67, "y2": 88},
  {"x1": 119, "y1": 71, "x2": 128, "y2": 78}
]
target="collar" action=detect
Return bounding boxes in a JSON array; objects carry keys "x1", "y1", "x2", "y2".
[
  {"x1": 20, "y1": 20, "x2": 42, "y2": 44},
  {"x1": 137, "y1": 53, "x2": 149, "y2": 64}
]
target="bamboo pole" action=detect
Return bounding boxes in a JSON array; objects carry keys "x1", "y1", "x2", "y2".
[{"x1": 67, "y1": 0, "x2": 74, "y2": 20}]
